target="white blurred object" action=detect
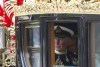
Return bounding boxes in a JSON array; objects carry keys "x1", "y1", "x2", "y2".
[
  {"x1": 0, "y1": 26, "x2": 6, "y2": 54},
  {"x1": 53, "y1": 65, "x2": 64, "y2": 67},
  {"x1": 9, "y1": 0, "x2": 17, "y2": 3},
  {"x1": 53, "y1": 65, "x2": 77, "y2": 67},
  {"x1": 0, "y1": 27, "x2": 5, "y2": 49},
  {"x1": 25, "y1": 0, "x2": 35, "y2": 4},
  {"x1": 18, "y1": 16, "x2": 30, "y2": 20}
]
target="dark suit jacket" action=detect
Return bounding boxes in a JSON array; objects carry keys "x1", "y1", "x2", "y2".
[{"x1": 55, "y1": 51, "x2": 78, "y2": 66}]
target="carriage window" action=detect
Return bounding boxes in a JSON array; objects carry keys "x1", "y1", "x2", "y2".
[{"x1": 54, "y1": 23, "x2": 78, "y2": 67}]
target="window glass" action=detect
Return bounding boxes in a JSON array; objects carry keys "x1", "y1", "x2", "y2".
[{"x1": 54, "y1": 23, "x2": 78, "y2": 67}]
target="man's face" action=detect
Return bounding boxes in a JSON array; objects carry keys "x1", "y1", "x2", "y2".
[{"x1": 55, "y1": 37, "x2": 70, "y2": 52}]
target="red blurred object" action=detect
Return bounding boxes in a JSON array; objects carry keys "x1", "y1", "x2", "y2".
[
  {"x1": 10, "y1": 50, "x2": 12, "y2": 54},
  {"x1": 0, "y1": 0, "x2": 4, "y2": 23},
  {"x1": 11, "y1": 43, "x2": 14, "y2": 48},
  {"x1": 3, "y1": 12, "x2": 14, "y2": 27},
  {"x1": 0, "y1": 6, "x2": 3, "y2": 17},
  {"x1": 12, "y1": 35, "x2": 16, "y2": 40},
  {"x1": 0, "y1": 0, "x2": 14, "y2": 27},
  {"x1": 17, "y1": 0, "x2": 24, "y2": 6},
  {"x1": 3, "y1": 0, "x2": 14, "y2": 27}
]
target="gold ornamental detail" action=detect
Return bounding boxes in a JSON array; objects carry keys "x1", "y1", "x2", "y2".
[{"x1": 14, "y1": 1, "x2": 100, "y2": 16}]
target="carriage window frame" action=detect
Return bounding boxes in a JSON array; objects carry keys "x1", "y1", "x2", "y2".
[{"x1": 40, "y1": 15, "x2": 88, "y2": 67}]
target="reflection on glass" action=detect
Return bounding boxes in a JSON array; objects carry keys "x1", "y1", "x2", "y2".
[
  {"x1": 0, "y1": 27, "x2": 5, "y2": 49},
  {"x1": 26, "y1": 24, "x2": 41, "y2": 67},
  {"x1": 27, "y1": 25, "x2": 40, "y2": 48},
  {"x1": 54, "y1": 23, "x2": 78, "y2": 66},
  {"x1": 30, "y1": 52, "x2": 40, "y2": 67},
  {"x1": 94, "y1": 23, "x2": 100, "y2": 67},
  {"x1": 33, "y1": 28, "x2": 40, "y2": 47}
]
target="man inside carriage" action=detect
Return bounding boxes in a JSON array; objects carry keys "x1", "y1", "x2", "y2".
[{"x1": 54, "y1": 25, "x2": 78, "y2": 66}]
